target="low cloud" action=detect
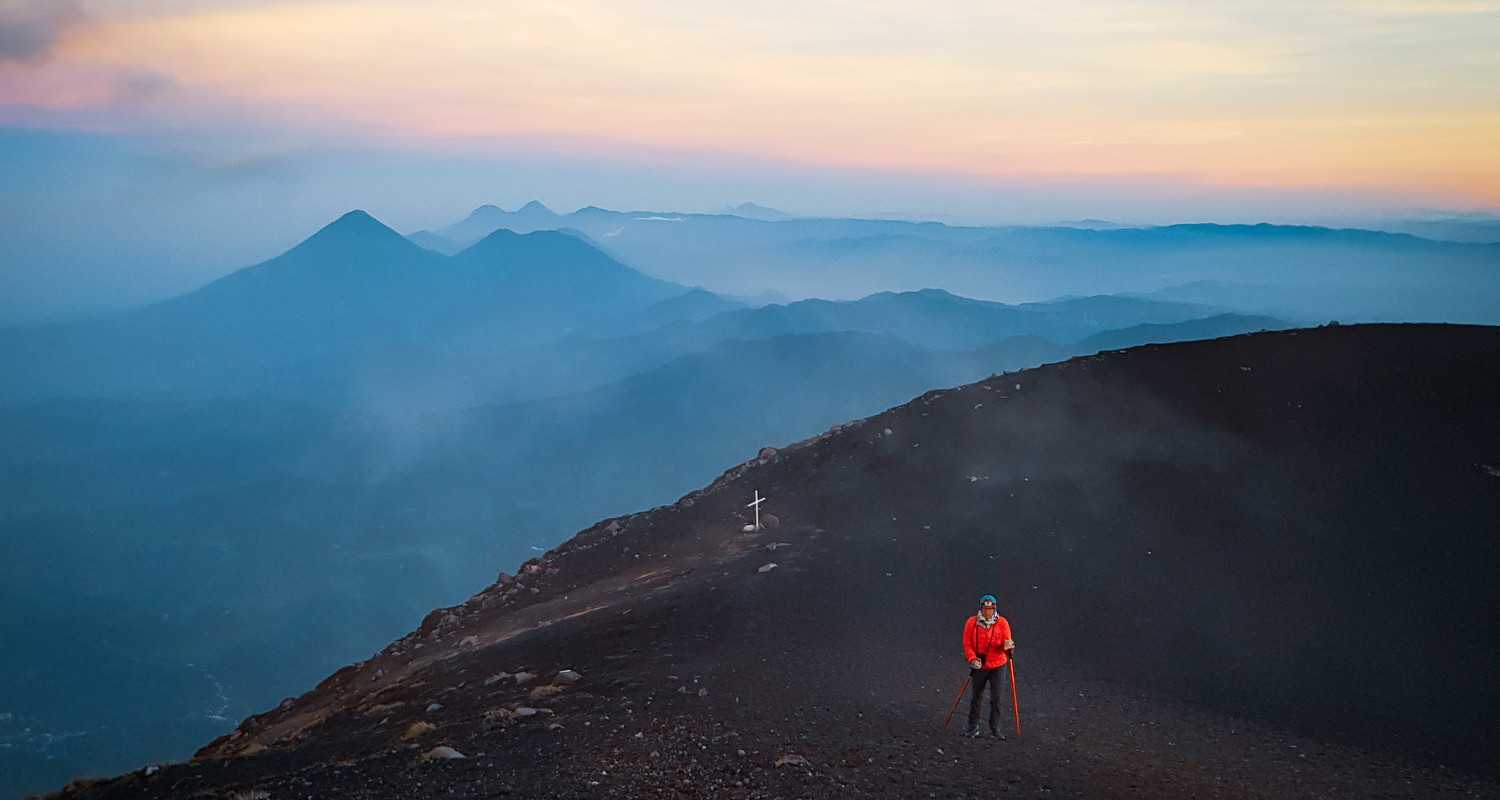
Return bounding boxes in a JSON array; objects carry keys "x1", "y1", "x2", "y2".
[
  {"x1": 109, "y1": 69, "x2": 176, "y2": 105},
  {"x1": 0, "y1": 0, "x2": 85, "y2": 64}
]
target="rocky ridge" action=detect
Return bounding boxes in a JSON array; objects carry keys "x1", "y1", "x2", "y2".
[{"x1": 42, "y1": 323, "x2": 1500, "y2": 799}]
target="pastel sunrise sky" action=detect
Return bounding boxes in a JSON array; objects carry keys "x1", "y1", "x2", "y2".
[{"x1": 2, "y1": 0, "x2": 1498, "y2": 320}]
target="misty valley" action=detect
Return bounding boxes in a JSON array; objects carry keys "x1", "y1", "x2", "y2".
[{"x1": 1, "y1": 204, "x2": 1498, "y2": 799}]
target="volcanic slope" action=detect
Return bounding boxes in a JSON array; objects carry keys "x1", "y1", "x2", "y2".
[{"x1": 48, "y1": 323, "x2": 1500, "y2": 800}]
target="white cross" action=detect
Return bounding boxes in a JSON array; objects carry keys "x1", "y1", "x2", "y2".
[{"x1": 747, "y1": 490, "x2": 767, "y2": 531}]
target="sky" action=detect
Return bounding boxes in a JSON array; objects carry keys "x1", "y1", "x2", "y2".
[{"x1": 1, "y1": 0, "x2": 1499, "y2": 322}]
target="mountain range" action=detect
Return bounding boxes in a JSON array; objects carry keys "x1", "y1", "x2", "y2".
[
  {"x1": 409, "y1": 204, "x2": 1500, "y2": 324},
  {"x1": 2, "y1": 204, "x2": 1493, "y2": 799},
  {"x1": 0, "y1": 211, "x2": 689, "y2": 403}
]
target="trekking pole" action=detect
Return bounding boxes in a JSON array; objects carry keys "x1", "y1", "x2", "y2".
[
  {"x1": 940, "y1": 675, "x2": 972, "y2": 731},
  {"x1": 1008, "y1": 657, "x2": 1021, "y2": 735}
]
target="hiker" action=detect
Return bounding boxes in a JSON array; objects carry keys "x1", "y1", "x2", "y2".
[{"x1": 963, "y1": 593, "x2": 1015, "y2": 738}]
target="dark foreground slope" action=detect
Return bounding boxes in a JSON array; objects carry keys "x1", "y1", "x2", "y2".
[{"x1": 47, "y1": 324, "x2": 1500, "y2": 800}]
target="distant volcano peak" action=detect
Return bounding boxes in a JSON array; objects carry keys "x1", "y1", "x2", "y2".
[
  {"x1": 459, "y1": 226, "x2": 522, "y2": 252},
  {"x1": 298, "y1": 209, "x2": 407, "y2": 248},
  {"x1": 463, "y1": 204, "x2": 506, "y2": 222},
  {"x1": 456, "y1": 227, "x2": 610, "y2": 264},
  {"x1": 325, "y1": 208, "x2": 384, "y2": 231},
  {"x1": 722, "y1": 201, "x2": 792, "y2": 220},
  {"x1": 254, "y1": 209, "x2": 429, "y2": 275}
]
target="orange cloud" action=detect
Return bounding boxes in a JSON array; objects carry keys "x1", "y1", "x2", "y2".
[{"x1": 3, "y1": 0, "x2": 1496, "y2": 205}]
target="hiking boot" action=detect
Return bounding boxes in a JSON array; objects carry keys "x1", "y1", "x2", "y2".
[
  {"x1": 966, "y1": 725, "x2": 982, "y2": 738},
  {"x1": 990, "y1": 728, "x2": 1007, "y2": 740}
]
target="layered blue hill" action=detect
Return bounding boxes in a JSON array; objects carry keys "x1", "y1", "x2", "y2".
[
  {"x1": 0, "y1": 205, "x2": 1384, "y2": 799},
  {"x1": 0, "y1": 211, "x2": 690, "y2": 401},
  {"x1": 425, "y1": 203, "x2": 1500, "y2": 324}
]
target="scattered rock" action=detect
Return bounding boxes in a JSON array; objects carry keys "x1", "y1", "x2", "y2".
[
  {"x1": 421, "y1": 745, "x2": 466, "y2": 761},
  {"x1": 758, "y1": 563, "x2": 778, "y2": 573},
  {"x1": 530, "y1": 684, "x2": 563, "y2": 697},
  {"x1": 426, "y1": 703, "x2": 442, "y2": 713},
  {"x1": 403, "y1": 721, "x2": 436, "y2": 739},
  {"x1": 555, "y1": 669, "x2": 583, "y2": 684},
  {"x1": 697, "y1": 687, "x2": 709, "y2": 697},
  {"x1": 484, "y1": 672, "x2": 512, "y2": 685},
  {"x1": 514, "y1": 671, "x2": 537, "y2": 684},
  {"x1": 459, "y1": 635, "x2": 480, "y2": 647},
  {"x1": 775, "y1": 753, "x2": 810, "y2": 767}
]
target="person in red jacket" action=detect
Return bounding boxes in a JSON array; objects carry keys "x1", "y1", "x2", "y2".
[{"x1": 962, "y1": 594, "x2": 1015, "y2": 738}]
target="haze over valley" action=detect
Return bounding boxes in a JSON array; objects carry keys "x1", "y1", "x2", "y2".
[
  {"x1": 1, "y1": 200, "x2": 1498, "y2": 797},
  {"x1": 4, "y1": 2, "x2": 1499, "y2": 795}
]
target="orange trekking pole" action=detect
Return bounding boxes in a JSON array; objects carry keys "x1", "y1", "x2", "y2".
[
  {"x1": 941, "y1": 675, "x2": 971, "y2": 731},
  {"x1": 1008, "y1": 657, "x2": 1021, "y2": 734}
]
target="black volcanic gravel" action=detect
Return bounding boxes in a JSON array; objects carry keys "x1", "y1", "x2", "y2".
[{"x1": 40, "y1": 324, "x2": 1500, "y2": 800}]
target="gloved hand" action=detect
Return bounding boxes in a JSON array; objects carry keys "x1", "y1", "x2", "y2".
[
  {"x1": 1003, "y1": 638, "x2": 1014, "y2": 651},
  {"x1": 969, "y1": 658, "x2": 983, "y2": 669}
]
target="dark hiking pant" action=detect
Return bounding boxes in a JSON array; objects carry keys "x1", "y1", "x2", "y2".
[{"x1": 968, "y1": 666, "x2": 1009, "y2": 731}]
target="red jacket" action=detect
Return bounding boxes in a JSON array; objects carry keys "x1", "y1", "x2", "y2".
[{"x1": 963, "y1": 614, "x2": 1013, "y2": 668}]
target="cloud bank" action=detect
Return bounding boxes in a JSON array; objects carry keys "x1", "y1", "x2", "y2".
[
  {"x1": 0, "y1": 0, "x2": 84, "y2": 64},
  {"x1": 2, "y1": 0, "x2": 1497, "y2": 203}
]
